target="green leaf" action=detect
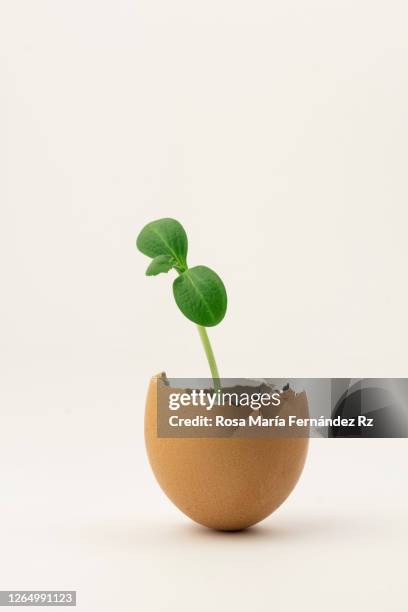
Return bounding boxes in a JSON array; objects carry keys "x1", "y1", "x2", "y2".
[
  {"x1": 136, "y1": 218, "x2": 188, "y2": 270},
  {"x1": 172, "y1": 265, "x2": 227, "y2": 327},
  {"x1": 145, "y1": 255, "x2": 175, "y2": 276}
]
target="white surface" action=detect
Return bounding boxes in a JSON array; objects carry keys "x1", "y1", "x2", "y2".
[
  {"x1": 1, "y1": 436, "x2": 407, "y2": 611},
  {"x1": 1, "y1": 0, "x2": 408, "y2": 610}
]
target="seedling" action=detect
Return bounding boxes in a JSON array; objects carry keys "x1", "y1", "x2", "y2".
[{"x1": 136, "y1": 218, "x2": 227, "y2": 388}]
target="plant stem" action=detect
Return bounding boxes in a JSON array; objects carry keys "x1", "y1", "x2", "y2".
[{"x1": 196, "y1": 325, "x2": 221, "y2": 391}]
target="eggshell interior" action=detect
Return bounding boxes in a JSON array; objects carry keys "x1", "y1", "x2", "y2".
[{"x1": 145, "y1": 374, "x2": 309, "y2": 531}]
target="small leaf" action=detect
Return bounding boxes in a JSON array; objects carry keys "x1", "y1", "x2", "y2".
[
  {"x1": 146, "y1": 255, "x2": 175, "y2": 276},
  {"x1": 172, "y1": 265, "x2": 227, "y2": 327},
  {"x1": 136, "y1": 218, "x2": 188, "y2": 270}
]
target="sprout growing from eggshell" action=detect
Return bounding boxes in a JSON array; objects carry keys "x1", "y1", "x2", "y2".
[{"x1": 136, "y1": 218, "x2": 227, "y2": 388}]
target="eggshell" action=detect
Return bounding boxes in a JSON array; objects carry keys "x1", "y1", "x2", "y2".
[{"x1": 145, "y1": 374, "x2": 309, "y2": 531}]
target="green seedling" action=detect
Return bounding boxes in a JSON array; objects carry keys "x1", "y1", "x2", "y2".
[{"x1": 136, "y1": 218, "x2": 227, "y2": 388}]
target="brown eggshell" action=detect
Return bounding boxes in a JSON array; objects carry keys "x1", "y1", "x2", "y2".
[{"x1": 145, "y1": 374, "x2": 309, "y2": 531}]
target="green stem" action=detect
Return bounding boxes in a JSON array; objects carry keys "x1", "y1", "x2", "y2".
[{"x1": 197, "y1": 325, "x2": 221, "y2": 391}]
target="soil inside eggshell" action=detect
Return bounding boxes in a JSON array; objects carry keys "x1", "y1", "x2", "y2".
[{"x1": 156, "y1": 373, "x2": 306, "y2": 439}]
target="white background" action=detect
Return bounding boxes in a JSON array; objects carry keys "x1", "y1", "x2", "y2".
[{"x1": 1, "y1": 1, "x2": 407, "y2": 610}]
